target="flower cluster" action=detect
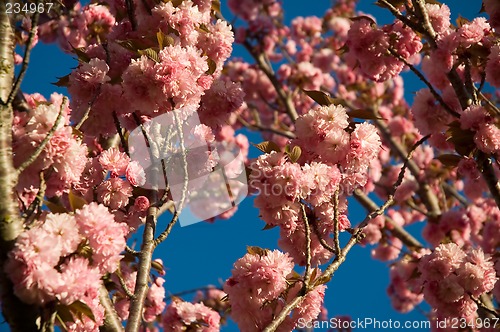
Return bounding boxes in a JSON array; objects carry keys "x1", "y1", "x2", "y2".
[
  {"x1": 6, "y1": 203, "x2": 128, "y2": 331},
  {"x1": 224, "y1": 249, "x2": 326, "y2": 331},
  {"x1": 345, "y1": 18, "x2": 422, "y2": 82},
  {"x1": 162, "y1": 298, "x2": 221, "y2": 331},
  {"x1": 417, "y1": 243, "x2": 497, "y2": 320}
]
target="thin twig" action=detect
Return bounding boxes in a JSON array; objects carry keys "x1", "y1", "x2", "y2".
[
  {"x1": 442, "y1": 182, "x2": 468, "y2": 207},
  {"x1": 478, "y1": 152, "x2": 500, "y2": 209},
  {"x1": 16, "y1": 98, "x2": 66, "y2": 175},
  {"x1": 153, "y1": 211, "x2": 179, "y2": 247},
  {"x1": 7, "y1": 5, "x2": 41, "y2": 105},
  {"x1": 75, "y1": 87, "x2": 101, "y2": 130},
  {"x1": 263, "y1": 296, "x2": 305, "y2": 332},
  {"x1": 125, "y1": 245, "x2": 140, "y2": 256},
  {"x1": 388, "y1": 48, "x2": 459, "y2": 118},
  {"x1": 373, "y1": 116, "x2": 441, "y2": 217},
  {"x1": 116, "y1": 271, "x2": 134, "y2": 299},
  {"x1": 125, "y1": 0, "x2": 137, "y2": 30},
  {"x1": 353, "y1": 190, "x2": 424, "y2": 249},
  {"x1": 113, "y1": 111, "x2": 129, "y2": 156},
  {"x1": 310, "y1": 217, "x2": 336, "y2": 254},
  {"x1": 238, "y1": 116, "x2": 296, "y2": 139},
  {"x1": 243, "y1": 40, "x2": 299, "y2": 121},
  {"x1": 299, "y1": 202, "x2": 312, "y2": 286},
  {"x1": 332, "y1": 189, "x2": 341, "y2": 255}
]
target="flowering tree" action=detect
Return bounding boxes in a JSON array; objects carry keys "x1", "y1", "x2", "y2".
[{"x1": 0, "y1": 0, "x2": 500, "y2": 331}]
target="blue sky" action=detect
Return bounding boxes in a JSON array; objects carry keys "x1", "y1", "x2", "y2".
[{"x1": 6, "y1": 1, "x2": 484, "y2": 331}]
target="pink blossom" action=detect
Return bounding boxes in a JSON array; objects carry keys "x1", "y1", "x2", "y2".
[
  {"x1": 457, "y1": 17, "x2": 490, "y2": 48},
  {"x1": 133, "y1": 196, "x2": 150, "y2": 212},
  {"x1": 486, "y1": 45, "x2": 500, "y2": 87},
  {"x1": 97, "y1": 177, "x2": 133, "y2": 210},
  {"x1": 460, "y1": 105, "x2": 490, "y2": 131},
  {"x1": 163, "y1": 299, "x2": 220, "y2": 332},
  {"x1": 75, "y1": 203, "x2": 128, "y2": 273},
  {"x1": 98, "y1": 147, "x2": 130, "y2": 176},
  {"x1": 225, "y1": 249, "x2": 294, "y2": 304},
  {"x1": 411, "y1": 88, "x2": 453, "y2": 135},
  {"x1": 474, "y1": 123, "x2": 500, "y2": 154},
  {"x1": 58, "y1": 257, "x2": 102, "y2": 305},
  {"x1": 126, "y1": 161, "x2": 146, "y2": 187},
  {"x1": 199, "y1": 78, "x2": 244, "y2": 128},
  {"x1": 417, "y1": 244, "x2": 497, "y2": 319},
  {"x1": 425, "y1": 3, "x2": 452, "y2": 36}
]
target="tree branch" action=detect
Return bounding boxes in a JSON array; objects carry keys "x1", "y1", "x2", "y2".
[
  {"x1": 243, "y1": 41, "x2": 299, "y2": 121},
  {"x1": 99, "y1": 285, "x2": 124, "y2": 332},
  {"x1": 7, "y1": 2, "x2": 40, "y2": 105},
  {"x1": 0, "y1": 3, "x2": 40, "y2": 330}
]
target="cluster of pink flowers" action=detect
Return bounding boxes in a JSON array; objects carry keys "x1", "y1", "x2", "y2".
[
  {"x1": 6, "y1": 203, "x2": 128, "y2": 330},
  {"x1": 293, "y1": 104, "x2": 381, "y2": 191},
  {"x1": 162, "y1": 298, "x2": 221, "y2": 331},
  {"x1": 387, "y1": 252, "x2": 426, "y2": 313},
  {"x1": 417, "y1": 243, "x2": 497, "y2": 320},
  {"x1": 224, "y1": 249, "x2": 325, "y2": 331},
  {"x1": 345, "y1": 18, "x2": 422, "y2": 82},
  {"x1": 13, "y1": 93, "x2": 87, "y2": 200}
]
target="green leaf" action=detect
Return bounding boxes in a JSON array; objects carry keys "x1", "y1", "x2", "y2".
[
  {"x1": 151, "y1": 260, "x2": 165, "y2": 275},
  {"x1": 262, "y1": 223, "x2": 277, "y2": 230},
  {"x1": 303, "y1": 90, "x2": 336, "y2": 106},
  {"x1": 56, "y1": 304, "x2": 75, "y2": 324},
  {"x1": 446, "y1": 122, "x2": 476, "y2": 156},
  {"x1": 347, "y1": 108, "x2": 384, "y2": 120},
  {"x1": 68, "y1": 190, "x2": 87, "y2": 211},
  {"x1": 206, "y1": 58, "x2": 217, "y2": 75},
  {"x1": 69, "y1": 300, "x2": 96, "y2": 322},
  {"x1": 246, "y1": 246, "x2": 269, "y2": 256},
  {"x1": 138, "y1": 48, "x2": 160, "y2": 63},
  {"x1": 197, "y1": 23, "x2": 211, "y2": 33},
  {"x1": 116, "y1": 39, "x2": 142, "y2": 52},
  {"x1": 287, "y1": 145, "x2": 302, "y2": 163},
  {"x1": 252, "y1": 141, "x2": 281, "y2": 154},
  {"x1": 70, "y1": 45, "x2": 91, "y2": 63},
  {"x1": 211, "y1": 0, "x2": 221, "y2": 14},
  {"x1": 157, "y1": 30, "x2": 166, "y2": 49},
  {"x1": 436, "y1": 154, "x2": 462, "y2": 167},
  {"x1": 44, "y1": 200, "x2": 68, "y2": 213},
  {"x1": 52, "y1": 74, "x2": 70, "y2": 87}
]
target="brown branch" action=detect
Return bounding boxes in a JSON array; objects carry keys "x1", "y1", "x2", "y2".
[
  {"x1": 0, "y1": 3, "x2": 40, "y2": 330},
  {"x1": 7, "y1": 3, "x2": 41, "y2": 105},
  {"x1": 75, "y1": 87, "x2": 101, "y2": 130},
  {"x1": 332, "y1": 189, "x2": 341, "y2": 255},
  {"x1": 99, "y1": 285, "x2": 124, "y2": 332},
  {"x1": 125, "y1": 205, "x2": 158, "y2": 332},
  {"x1": 477, "y1": 152, "x2": 500, "y2": 209},
  {"x1": 299, "y1": 202, "x2": 312, "y2": 286},
  {"x1": 242, "y1": 41, "x2": 299, "y2": 121},
  {"x1": 373, "y1": 117, "x2": 441, "y2": 217},
  {"x1": 153, "y1": 211, "x2": 179, "y2": 247},
  {"x1": 353, "y1": 190, "x2": 424, "y2": 249},
  {"x1": 310, "y1": 217, "x2": 335, "y2": 254},
  {"x1": 387, "y1": 48, "x2": 459, "y2": 118}
]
